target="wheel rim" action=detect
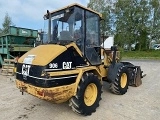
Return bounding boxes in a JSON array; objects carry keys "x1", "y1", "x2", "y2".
[
  {"x1": 84, "y1": 83, "x2": 97, "y2": 106},
  {"x1": 120, "y1": 73, "x2": 127, "y2": 88}
]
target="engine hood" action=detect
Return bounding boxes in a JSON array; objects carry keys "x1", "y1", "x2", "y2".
[
  {"x1": 18, "y1": 44, "x2": 67, "y2": 66},
  {"x1": 16, "y1": 44, "x2": 87, "y2": 88}
]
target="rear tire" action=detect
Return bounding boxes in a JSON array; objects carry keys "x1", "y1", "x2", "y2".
[
  {"x1": 69, "y1": 72, "x2": 102, "y2": 116},
  {"x1": 109, "y1": 65, "x2": 129, "y2": 95}
]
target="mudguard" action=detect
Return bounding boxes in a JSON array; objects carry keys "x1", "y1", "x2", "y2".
[
  {"x1": 107, "y1": 62, "x2": 145, "y2": 87},
  {"x1": 107, "y1": 63, "x2": 124, "y2": 83}
]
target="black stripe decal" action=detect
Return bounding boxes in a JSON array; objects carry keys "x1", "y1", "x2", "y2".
[{"x1": 16, "y1": 72, "x2": 78, "y2": 88}]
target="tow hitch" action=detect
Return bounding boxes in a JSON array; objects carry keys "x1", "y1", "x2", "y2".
[{"x1": 20, "y1": 86, "x2": 27, "y2": 95}]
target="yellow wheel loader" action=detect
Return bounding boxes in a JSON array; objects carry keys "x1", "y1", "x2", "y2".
[{"x1": 16, "y1": 3, "x2": 145, "y2": 116}]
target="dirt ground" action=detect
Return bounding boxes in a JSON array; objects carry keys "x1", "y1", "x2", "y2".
[{"x1": 0, "y1": 60, "x2": 160, "y2": 120}]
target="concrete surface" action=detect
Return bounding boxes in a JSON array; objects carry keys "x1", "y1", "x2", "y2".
[{"x1": 0, "y1": 60, "x2": 160, "y2": 120}]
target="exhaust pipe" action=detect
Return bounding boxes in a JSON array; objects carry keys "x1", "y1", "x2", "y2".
[{"x1": 47, "y1": 10, "x2": 51, "y2": 43}]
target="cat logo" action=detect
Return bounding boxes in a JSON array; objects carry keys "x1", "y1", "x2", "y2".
[
  {"x1": 22, "y1": 64, "x2": 31, "y2": 76},
  {"x1": 62, "y1": 62, "x2": 72, "y2": 69}
]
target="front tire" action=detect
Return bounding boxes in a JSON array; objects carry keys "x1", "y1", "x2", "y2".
[
  {"x1": 69, "y1": 72, "x2": 102, "y2": 116},
  {"x1": 109, "y1": 66, "x2": 129, "y2": 95}
]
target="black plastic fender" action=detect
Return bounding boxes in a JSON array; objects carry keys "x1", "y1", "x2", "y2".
[
  {"x1": 107, "y1": 63, "x2": 124, "y2": 83},
  {"x1": 107, "y1": 61, "x2": 145, "y2": 87}
]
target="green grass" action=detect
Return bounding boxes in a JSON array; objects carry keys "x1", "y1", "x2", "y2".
[{"x1": 121, "y1": 50, "x2": 160, "y2": 59}]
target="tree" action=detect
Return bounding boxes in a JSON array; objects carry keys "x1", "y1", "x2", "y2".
[
  {"x1": 0, "y1": 28, "x2": 2, "y2": 35},
  {"x1": 87, "y1": 0, "x2": 116, "y2": 36},
  {"x1": 149, "y1": 0, "x2": 160, "y2": 44},
  {"x1": 114, "y1": 0, "x2": 136, "y2": 49},
  {"x1": 115, "y1": 0, "x2": 151, "y2": 50},
  {"x1": 0, "y1": 13, "x2": 14, "y2": 35},
  {"x1": 87, "y1": 0, "x2": 160, "y2": 50}
]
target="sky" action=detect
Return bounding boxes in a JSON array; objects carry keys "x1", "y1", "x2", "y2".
[{"x1": 0, "y1": 0, "x2": 89, "y2": 31}]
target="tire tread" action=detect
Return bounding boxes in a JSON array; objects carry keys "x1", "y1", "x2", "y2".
[{"x1": 69, "y1": 72, "x2": 102, "y2": 115}]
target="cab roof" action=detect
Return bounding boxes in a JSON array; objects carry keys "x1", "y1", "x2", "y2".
[{"x1": 46, "y1": 3, "x2": 102, "y2": 19}]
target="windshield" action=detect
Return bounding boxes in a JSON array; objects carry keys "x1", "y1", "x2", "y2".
[{"x1": 50, "y1": 7, "x2": 83, "y2": 43}]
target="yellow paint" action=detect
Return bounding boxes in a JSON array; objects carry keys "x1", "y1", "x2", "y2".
[
  {"x1": 73, "y1": 69, "x2": 83, "y2": 95},
  {"x1": 66, "y1": 42, "x2": 90, "y2": 65},
  {"x1": 120, "y1": 73, "x2": 127, "y2": 88},
  {"x1": 18, "y1": 45, "x2": 67, "y2": 66},
  {"x1": 16, "y1": 65, "x2": 107, "y2": 103},
  {"x1": 46, "y1": 66, "x2": 104, "y2": 97},
  {"x1": 47, "y1": 3, "x2": 102, "y2": 19},
  {"x1": 101, "y1": 48, "x2": 112, "y2": 65},
  {"x1": 16, "y1": 80, "x2": 76, "y2": 103},
  {"x1": 66, "y1": 42, "x2": 82, "y2": 56},
  {"x1": 14, "y1": 67, "x2": 17, "y2": 73},
  {"x1": 72, "y1": 66, "x2": 103, "y2": 96},
  {"x1": 84, "y1": 83, "x2": 97, "y2": 106},
  {"x1": 98, "y1": 65, "x2": 108, "y2": 77},
  {"x1": 16, "y1": 42, "x2": 122, "y2": 103}
]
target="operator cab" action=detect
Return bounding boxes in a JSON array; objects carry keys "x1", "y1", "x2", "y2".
[{"x1": 44, "y1": 3, "x2": 102, "y2": 65}]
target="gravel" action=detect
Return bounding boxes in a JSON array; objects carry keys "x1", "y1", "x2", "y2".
[{"x1": 0, "y1": 60, "x2": 160, "y2": 120}]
